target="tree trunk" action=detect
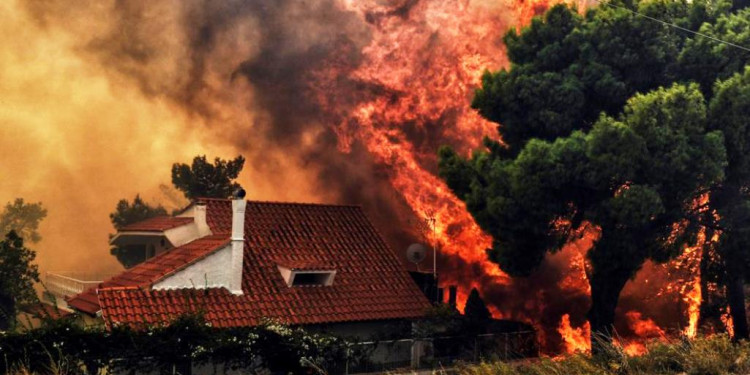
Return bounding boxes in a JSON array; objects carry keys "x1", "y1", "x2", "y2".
[
  {"x1": 588, "y1": 269, "x2": 631, "y2": 354},
  {"x1": 699, "y1": 244, "x2": 710, "y2": 326},
  {"x1": 726, "y1": 266, "x2": 749, "y2": 340},
  {"x1": 0, "y1": 293, "x2": 14, "y2": 331}
]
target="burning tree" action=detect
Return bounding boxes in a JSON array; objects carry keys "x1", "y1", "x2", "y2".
[
  {"x1": 674, "y1": 6, "x2": 750, "y2": 341},
  {"x1": 441, "y1": 82, "x2": 726, "y2": 349},
  {"x1": 704, "y1": 67, "x2": 750, "y2": 340},
  {"x1": 438, "y1": 1, "x2": 739, "y2": 349}
]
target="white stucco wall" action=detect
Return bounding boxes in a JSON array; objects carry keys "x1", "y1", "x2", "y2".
[
  {"x1": 152, "y1": 244, "x2": 232, "y2": 290},
  {"x1": 163, "y1": 223, "x2": 205, "y2": 248},
  {"x1": 164, "y1": 204, "x2": 212, "y2": 248}
]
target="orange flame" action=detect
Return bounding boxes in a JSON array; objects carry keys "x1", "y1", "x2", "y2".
[
  {"x1": 329, "y1": 0, "x2": 544, "y2": 314},
  {"x1": 625, "y1": 311, "x2": 665, "y2": 338},
  {"x1": 621, "y1": 342, "x2": 647, "y2": 356},
  {"x1": 609, "y1": 312, "x2": 665, "y2": 356},
  {"x1": 722, "y1": 307, "x2": 734, "y2": 337},
  {"x1": 558, "y1": 313, "x2": 591, "y2": 354},
  {"x1": 659, "y1": 195, "x2": 716, "y2": 339},
  {"x1": 677, "y1": 232, "x2": 705, "y2": 339},
  {"x1": 683, "y1": 272, "x2": 702, "y2": 338}
]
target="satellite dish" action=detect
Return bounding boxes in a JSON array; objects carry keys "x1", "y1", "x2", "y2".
[{"x1": 406, "y1": 243, "x2": 427, "y2": 268}]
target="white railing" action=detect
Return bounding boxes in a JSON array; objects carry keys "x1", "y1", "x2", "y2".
[{"x1": 43, "y1": 272, "x2": 110, "y2": 299}]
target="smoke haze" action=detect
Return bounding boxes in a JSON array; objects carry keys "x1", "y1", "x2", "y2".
[{"x1": 1, "y1": 0, "x2": 513, "y2": 272}]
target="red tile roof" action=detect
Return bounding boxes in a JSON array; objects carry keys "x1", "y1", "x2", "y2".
[
  {"x1": 99, "y1": 282, "x2": 427, "y2": 328},
  {"x1": 77, "y1": 199, "x2": 431, "y2": 327},
  {"x1": 119, "y1": 216, "x2": 194, "y2": 232},
  {"x1": 98, "y1": 287, "x2": 255, "y2": 328},
  {"x1": 274, "y1": 258, "x2": 335, "y2": 271},
  {"x1": 67, "y1": 235, "x2": 229, "y2": 314}
]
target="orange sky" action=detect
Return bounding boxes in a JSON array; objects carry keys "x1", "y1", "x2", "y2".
[{"x1": 0, "y1": 0, "x2": 327, "y2": 275}]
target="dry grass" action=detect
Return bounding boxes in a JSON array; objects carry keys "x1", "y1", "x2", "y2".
[{"x1": 457, "y1": 335, "x2": 750, "y2": 375}]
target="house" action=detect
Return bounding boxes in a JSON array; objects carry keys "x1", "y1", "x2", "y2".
[{"x1": 65, "y1": 194, "x2": 432, "y2": 339}]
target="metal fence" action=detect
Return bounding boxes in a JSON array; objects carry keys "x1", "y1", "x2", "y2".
[
  {"x1": 40, "y1": 331, "x2": 536, "y2": 374},
  {"x1": 336, "y1": 331, "x2": 538, "y2": 374}
]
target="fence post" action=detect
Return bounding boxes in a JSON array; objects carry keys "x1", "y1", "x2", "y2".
[
  {"x1": 410, "y1": 339, "x2": 419, "y2": 369},
  {"x1": 504, "y1": 333, "x2": 509, "y2": 359},
  {"x1": 474, "y1": 336, "x2": 479, "y2": 363},
  {"x1": 344, "y1": 345, "x2": 352, "y2": 375}
]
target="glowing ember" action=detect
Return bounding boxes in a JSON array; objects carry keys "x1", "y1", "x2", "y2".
[
  {"x1": 558, "y1": 314, "x2": 591, "y2": 354},
  {"x1": 611, "y1": 312, "x2": 665, "y2": 356},
  {"x1": 722, "y1": 308, "x2": 735, "y2": 337},
  {"x1": 658, "y1": 196, "x2": 716, "y2": 339},
  {"x1": 681, "y1": 197, "x2": 721, "y2": 338},
  {"x1": 674, "y1": 234, "x2": 705, "y2": 339},
  {"x1": 558, "y1": 224, "x2": 598, "y2": 294},
  {"x1": 622, "y1": 342, "x2": 648, "y2": 356},
  {"x1": 683, "y1": 272, "x2": 702, "y2": 338},
  {"x1": 625, "y1": 311, "x2": 665, "y2": 338}
]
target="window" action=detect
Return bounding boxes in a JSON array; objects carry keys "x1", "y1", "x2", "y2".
[
  {"x1": 120, "y1": 244, "x2": 147, "y2": 267},
  {"x1": 292, "y1": 272, "x2": 333, "y2": 286},
  {"x1": 276, "y1": 264, "x2": 336, "y2": 286}
]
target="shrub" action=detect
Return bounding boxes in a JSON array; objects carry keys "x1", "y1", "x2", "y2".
[{"x1": 0, "y1": 314, "x2": 349, "y2": 374}]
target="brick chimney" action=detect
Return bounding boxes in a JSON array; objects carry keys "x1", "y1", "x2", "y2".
[
  {"x1": 194, "y1": 201, "x2": 211, "y2": 237},
  {"x1": 448, "y1": 285, "x2": 457, "y2": 308},
  {"x1": 229, "y1": 190, "x2": 246, "y2": 295}
]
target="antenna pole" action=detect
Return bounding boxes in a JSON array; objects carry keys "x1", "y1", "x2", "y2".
[
  {"x1": 430, "y1": 215, "x2": 437, "y2": 279},
  {"x1": 431, "y1": 216, "x2": 439, "y2": 304},
  {"x1": 433, "y1": 241, "x2": 438, "y2": 304}
]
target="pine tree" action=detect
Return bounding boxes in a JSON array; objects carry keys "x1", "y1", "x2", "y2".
[{"x1": 464, "y1": 288, "x2": 491, "y2": 333}]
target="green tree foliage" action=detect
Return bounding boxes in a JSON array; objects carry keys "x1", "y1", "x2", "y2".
[
  {"x1": 441, "y1": 83, "x2": 726, "y2": 348},
  {"x1": 0, "y1": 199, "x2": 47, "y2": 243},
  {"x1": 473, "y1": 1, "x2": 724, "y2": 157},
  {"x1": 109, "y1": 195, "x2": 167, "y2": 269},
  {"x1": 171, "y1": 155, "x2": 246, "y2": 200},
  {"x1": 679, "y1": 7, "x2": 750, "y2": 94},
  {"x1": 0, "y1": 231, "x2": 40, "y2": 331},
  {"x1": 109, "y1": 194, "x2": 167, "y2": 230}
]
